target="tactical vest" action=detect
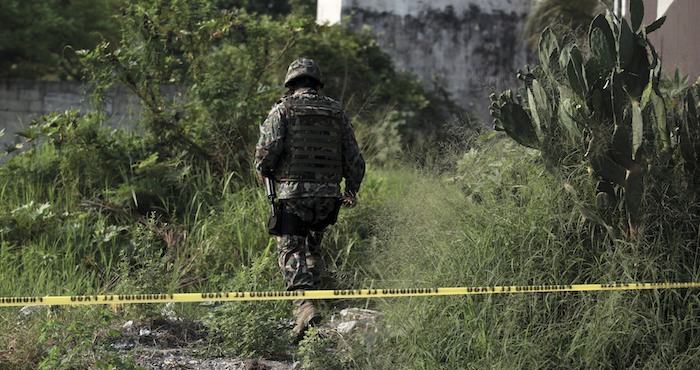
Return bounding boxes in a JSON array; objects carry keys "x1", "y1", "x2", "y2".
[{"x1": 275, "y1": 95, "x2": 344, "y2": 183}]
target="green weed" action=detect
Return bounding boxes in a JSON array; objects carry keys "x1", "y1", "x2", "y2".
[
  {"x1": 297, "y1": 327, "x2": 346, "y2": 370},
  {"x1": 345, "y1": 134, "x2": 700, "y2": 369},
  {"x1": 203, "y1": 253, "x2": 290, "y2": 358}
]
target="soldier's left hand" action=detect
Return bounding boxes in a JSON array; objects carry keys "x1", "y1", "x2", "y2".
[{"x1": 342, "y1": 195, "x2": 357, "y2": 208}]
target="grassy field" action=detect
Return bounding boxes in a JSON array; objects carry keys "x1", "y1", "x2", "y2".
[
  {"x1": 2, "y1": 130, "x2": 700, "y2": 369},
  {"x1": 302, "y1": 134, "x2": 700, "y2": 369}
]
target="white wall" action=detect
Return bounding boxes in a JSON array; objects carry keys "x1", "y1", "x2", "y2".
[
  {"x1": 317, "y1": 0, "x2": 343, "y2": 24},
  {"x1": 658, "y1": 0, "x2": 674, "y2": 16}
]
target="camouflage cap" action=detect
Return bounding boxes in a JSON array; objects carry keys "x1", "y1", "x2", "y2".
[{"x1": 284, "y1": 58, "x2": 324, "y2": 88}]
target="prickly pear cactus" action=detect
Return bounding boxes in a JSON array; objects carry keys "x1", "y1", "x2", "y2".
[{"x1": 489, "y1": 0, "x2": 699, "y2": 239}]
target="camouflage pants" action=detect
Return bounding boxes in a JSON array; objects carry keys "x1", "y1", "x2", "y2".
[{"x1": 276, "y1": 197, "x2": 337, "y2": 291}]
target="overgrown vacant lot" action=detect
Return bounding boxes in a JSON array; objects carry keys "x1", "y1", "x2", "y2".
[
  {"x1": 3, "y1": 0, "x2": 700, "y2": 368},
  {"x1": 2, "y1": 133, "x2": 700, "y2": 369}
]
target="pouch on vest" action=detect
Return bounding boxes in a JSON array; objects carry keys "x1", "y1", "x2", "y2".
[
  {"x1": 268, "y1": 202, "x2": 307, "y2": 236},
  {"x1": 267, "y1": 201, "x2": 283, "y2": 235},
  {"x1": 309, "y1": 198, "x2": 343, "y2": 231}
]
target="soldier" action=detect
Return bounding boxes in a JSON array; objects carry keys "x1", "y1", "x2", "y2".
[{"x1": 254, "y1": 58, "x2": 365, "y2": 341}]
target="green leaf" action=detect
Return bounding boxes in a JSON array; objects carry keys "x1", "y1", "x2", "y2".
[
  {"x1": 136, "y1": 152, "x2": 159, "y2": 170},
  {"x1": 558, "y1": 96, "x2": 584, "y2": 142},
  {"x1": 648, "y1": 41, "x2": 662, "y2": 72},
  {"x1": 630, "y1": 0, "x2": 645, "y2": 32},
  {"x1": 618, "y1": 19, "x2": 635, "y2": 69},
  {"x1": 590, "y1": 19, "x2": 615, "y2": 72},
  {"x1": 559, "y1": 44, "x2": 574, "y2": 70},
  {"x1": 531, "y1": 79, "x2": 549, "y2": 110},
  {"x1": 640, "y1": 81, "x2": 653, "y2": 108},
  {"x1": 566, "y1": 45, "x2": 587, "y2": 97},
  {"x1": 491, "y1": 91, "x2": 540, "y2": 149},
  {"x1": 647, "y1": 90, "x2": 670, "y2": 152},
  {"x1": 589, "y1": 155, "x2": 627, "y2": 185},
  {"x1": 611, "y1": 72, "x2": 628, "y2": 125},
  {"x1": 538, "y1": 28, "x2": 559, "y2": 73},
  {"x1": 645, "y1": 15, "x2": 666, "y2": 34},
  {"x1": 679, "y1": 91, "x2": 700, "y2": 166},
  {"x1": 631, "y1": 102, "x2": 644, "y2": 160},
  {"x1": 612, "y1": 112, "x2": 634, "y2": 168},
  {"x1": 528, "y1": 79, "x2": 550, "y2": 139},
  {"x1": 584, "y1": 57, "x2": 605, "y2": 85},
  {"x1": 527, "y1": 87, "x2": 543, "y2": 138}
]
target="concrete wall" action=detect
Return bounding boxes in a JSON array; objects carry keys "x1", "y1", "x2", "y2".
[
  {"x1": 325, "y1": 0, "x2": 535, "y2": 123},
  {"x1": 0, "y1": 80, "x2": 144, "y2": 148},
  {"x1": 643, "y1": 0, "x2": 700, "y2": 81}
]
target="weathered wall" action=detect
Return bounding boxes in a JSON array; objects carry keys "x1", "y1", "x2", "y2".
[
  {"x1": 0, "y1": 80, "x2": 145, "y2": 148},
  {"x1": 339, "y1": 0, "x2": 535, "y2": 123},
  {"x1": 643, "y1": 0, "x2": 700, "y2": 81}
]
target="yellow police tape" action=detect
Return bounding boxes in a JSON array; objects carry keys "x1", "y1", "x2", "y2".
[{"x1": 2, "y1": 282, "x2": 700, "y2": 307}]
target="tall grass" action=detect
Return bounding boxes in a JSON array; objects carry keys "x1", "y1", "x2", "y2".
[
  {"x1": 0, "y1": 115, "x2": 379, "y2": 366},
  {"x1": 0, "y1": 128, "x2": 294, "y2": 367},
  {"x1": 338, "y1": 133, "x2": 700, "y2": 369},
  {"x1": 3, "y1": 120, "x2": 700, "y2": 368}
]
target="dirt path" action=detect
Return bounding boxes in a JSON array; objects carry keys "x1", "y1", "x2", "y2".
[
  {"x1": 132, "y1": 349, "x2": 296, "y2": 370},
  {"x1": 112, "y1": 318, "x2": 297, "y2": 370},
  {"x1": 112, "y1": 308, "x2": 382, "y2": 370}
]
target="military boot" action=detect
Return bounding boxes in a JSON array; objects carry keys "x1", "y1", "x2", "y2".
[{"x1": 292, "y1": 300, "x2": 321, "y2": 343}]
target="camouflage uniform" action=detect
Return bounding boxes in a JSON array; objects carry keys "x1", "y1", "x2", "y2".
[{"x1": 254, "y1": 87, "x2": 365, "y2": 293}]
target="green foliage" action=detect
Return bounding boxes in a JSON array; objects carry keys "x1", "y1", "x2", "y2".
[
  {"x1": 0, "y1": 0, "x2": 121, "y2": 80},
  {"x1": 80, "y1": 0, "x2": 267, "y2": 169},
  {"x1": 203, "y1": 254, "x2": 290, "y2": 358},
  {"x1": 214, "y1": 0, "x2": 317, "y2": 19},
  {"x1": 36, "y1": 308, "x2": 110, "y2": 369},
  {"x1": 0, "y1": 0, "x2": 459, "y2": 283},
  {"x1": 183, "y1": 184, "x2": 274, "y2": 278},
  {"x1": 342, "y1": 134, "x2": 700, "y2": 369},
  {"x1": 0, "y1": 0, "x2": 460, "y2": 365},
  {"x1": 523, "y1": 0, "x2": 612, "y2": 49},
  {"x1": 73, "y1": 0, "x2": 457, "y2": 176},
  {"x1": 21, "y1": 110, "x2": 145, "y2": 200},
  {"x1": 205, "y1": 299, "x2": 291, "y2": 358},
  {"x1": 297, "y1": 327, "x2": 345, "y2": 370},
  {"x1": 114, "y1": 216, "x2": 173, "y2": 304},
  {"x1": 490, "y1": 0, "x2": 699, "y2": 240},
  {"x1": 0, "y1": 306, "x2": 143, "y2": 370},
  {"x1": 0, "y1": 186, "x2": 126, "y2": 298}
]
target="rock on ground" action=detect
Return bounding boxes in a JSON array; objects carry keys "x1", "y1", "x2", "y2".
[{"x1": 108, "y1": 307, "x2": 383, "y2": 369}]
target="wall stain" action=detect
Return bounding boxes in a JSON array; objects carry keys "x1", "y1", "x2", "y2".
[{"x1": 345, "y1": 3, "x2": 531, "y2": 122}]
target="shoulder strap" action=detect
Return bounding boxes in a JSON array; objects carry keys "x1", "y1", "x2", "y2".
[{"x1": 280, "y1": 97, "x2": 293, "y2": 121}]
